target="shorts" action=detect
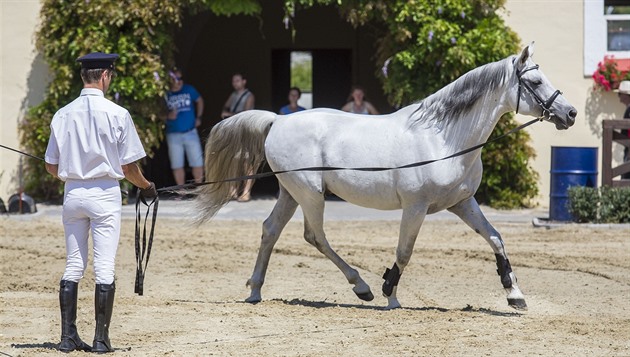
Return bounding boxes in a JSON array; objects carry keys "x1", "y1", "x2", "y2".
[{"x1": 166, "y1": 128, "x2": 204, "y2": 169}]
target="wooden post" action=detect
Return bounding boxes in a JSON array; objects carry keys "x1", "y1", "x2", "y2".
[{"x1": 602, "y1": 119, "x2": 630, "y2": 187}]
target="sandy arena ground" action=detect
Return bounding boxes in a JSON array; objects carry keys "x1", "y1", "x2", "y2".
[{"x1": 1, "y1": 200, "x2": 629, "y2": 356}]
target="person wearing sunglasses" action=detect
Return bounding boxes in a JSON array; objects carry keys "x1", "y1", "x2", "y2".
[{"x1": 165, "y1": 67, "x2": 205, "y2": 186}]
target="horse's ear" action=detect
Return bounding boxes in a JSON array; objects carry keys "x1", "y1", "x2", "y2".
[{"x1": 516, "y1": 41, "x2": 535, "y2": 69}]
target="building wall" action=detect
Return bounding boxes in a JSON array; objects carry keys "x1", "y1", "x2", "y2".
[{"x1": 0, "y1": 1, "x2": 47, "y2": 203}]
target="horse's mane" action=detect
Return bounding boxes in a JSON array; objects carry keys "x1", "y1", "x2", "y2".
[{"x1": 409, "y1": 56, "x2": 513, "y2": 127}]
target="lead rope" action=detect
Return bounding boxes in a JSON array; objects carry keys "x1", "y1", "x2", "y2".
[
  {"x1": 157, "y1": 117, "x2": 542, "y2": 193},
  {"x1": 134, "y1": 191, "x2": 159, "y2": 296},
  {"x1": 2, "y1": 116, "x2": 542, "y2": 296}
]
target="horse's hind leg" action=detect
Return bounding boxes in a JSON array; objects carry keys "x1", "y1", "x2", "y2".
[
  {"x1": 245, "y1": 185, "x2": 298, "y2": 303},
  {"x1": 448, "y1": 197, "x2": 527, "y2": 310},
  {"x1": 382, "y1": 204, "x2": 427, "y2": 310},
  {"x1": 301, "y1": 200, "x2": 373, "y2": 302}
]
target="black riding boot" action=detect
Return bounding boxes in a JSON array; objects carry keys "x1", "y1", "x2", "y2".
[
  {"x1": 58, "y1": 280, "x2": 91, "y2": 352},
  {"x1": 92, "y1": 282, "x2": 116, "y2": 353}
]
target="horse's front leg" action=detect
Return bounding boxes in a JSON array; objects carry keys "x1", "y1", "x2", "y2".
[
  {"x1": 246, "y1": 187, "x2": 298, "y2": 303},
  {"x1": 382, "y1": 204, "x2": 427, "y2": 310},
  {"x1": 448, "y1": 197, "x2": 527, "y2": 310}
]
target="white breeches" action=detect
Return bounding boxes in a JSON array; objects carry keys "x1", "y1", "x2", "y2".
[{"x1": 62, "y1": 178, "x2": 122, "y2": 285}]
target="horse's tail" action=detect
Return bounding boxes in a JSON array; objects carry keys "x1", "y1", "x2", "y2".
[{"x1": 194, "y1": 110, "x2": 276, "y2": 225}]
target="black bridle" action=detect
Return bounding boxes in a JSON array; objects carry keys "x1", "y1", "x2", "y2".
[{"x1": 515, "y1": 64, "x2": 562, "y2": 120}]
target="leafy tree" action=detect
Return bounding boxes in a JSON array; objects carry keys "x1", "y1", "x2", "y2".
[
  {"x1": 291, "y1": 61, "x2": 313, "y2": 92},
  {"x1": 22, "y1": 0, "x2": 261, "y2": 201}
]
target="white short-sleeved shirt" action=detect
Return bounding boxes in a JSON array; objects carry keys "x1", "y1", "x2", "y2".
[{"x1": 45, "y1": 88, "x2": 146, "y2": 181}]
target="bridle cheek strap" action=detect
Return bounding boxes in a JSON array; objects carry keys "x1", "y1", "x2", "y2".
[
  {"x1": 515, "y1": 64, "x2": 562, "y2": 120},
  {"x1": 541, "y1": 89, "x2": 562, "y2": 119}
]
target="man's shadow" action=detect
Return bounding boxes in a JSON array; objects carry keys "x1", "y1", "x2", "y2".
[{"x1": 8, "y1": 341, "x2": 57, "y2": 350}]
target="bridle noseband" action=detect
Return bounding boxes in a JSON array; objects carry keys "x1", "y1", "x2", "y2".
[{"x1": 515, "y1": 63, "x2": 562, "y2": 120}]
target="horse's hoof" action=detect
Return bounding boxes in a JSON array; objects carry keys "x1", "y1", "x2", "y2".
[
  {"x1": 245, "y1": 296, "x2": 261, "y2": 304},
  {"x1": 508, "y1": 298, "x2": 528, "y2": 311},
  {"x1": 355, "y1": 291, "x2": 374, "y2": 301},
  {"x1": 385, "y1": 296, "x2": 401, "y2": 310}
]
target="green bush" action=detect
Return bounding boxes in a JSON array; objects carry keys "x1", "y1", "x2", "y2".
[
  {"x1": 568, "y1": 186, "x2": 630, "y2": 223},
  {"x1": 567, "y1": 186, "x2": 599, "y2": 223},
  {"x1": 476, "y1": 113, "x2": 539, "y2": 208},
  {"x1": 599, "y1": 186, "x2": 630, "y2": 223}
]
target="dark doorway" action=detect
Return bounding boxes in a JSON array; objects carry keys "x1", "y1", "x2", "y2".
[
  {"x1": 312, "y1": 49, "x2": 353, "y2": 109},
  {"x1": 253, "y1": 48, "x2": 354, "y2": 196},
  {"x1": 271, "y1": 49, "x2": 352, "y2": 112}
]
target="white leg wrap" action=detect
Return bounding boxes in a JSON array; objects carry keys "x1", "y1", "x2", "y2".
[
  {"x1": 384, "y1": 287, "x2": 401, "y2": 309},
  {"x1": 505, "y1": 273, "x2": 527, "y2": 310}
]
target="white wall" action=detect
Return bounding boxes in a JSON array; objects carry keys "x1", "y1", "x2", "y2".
[
  {"x1": 502, "y1": 0, "x2": 624, "y2": 207},
  {"x1": 0, "y1": 0, "x2": 46, "y2": 203}
]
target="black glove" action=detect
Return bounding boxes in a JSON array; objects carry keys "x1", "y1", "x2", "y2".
[{"x1": 139, "y1": 182, "x2": 157, "y2": 202}]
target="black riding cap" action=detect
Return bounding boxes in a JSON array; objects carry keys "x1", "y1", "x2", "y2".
[{"x1": 76, "y1": 52, "x2": 119, "y2": 70}]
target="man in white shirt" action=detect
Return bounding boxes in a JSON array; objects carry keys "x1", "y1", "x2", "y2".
[{"x1": 44, "y1": 52, "x2": 157, "y2": 353}]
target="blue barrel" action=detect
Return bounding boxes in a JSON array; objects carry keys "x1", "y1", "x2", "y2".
[{"x1": 549, "y1": 147, "x2": 598, "y2": 221}]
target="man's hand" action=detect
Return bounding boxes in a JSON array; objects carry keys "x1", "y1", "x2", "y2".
[
  {"x1": 167, "y1": 109, "x2": 177, "y2": 120},
  {"x1": 140, "y1": 182, "x2": 157, "y2": 201}
]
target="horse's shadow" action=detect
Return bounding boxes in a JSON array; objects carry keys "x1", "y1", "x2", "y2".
[
  {"x1": 274, "y1": 298, "x2": 522, "y2": 317},
  {"x1": 172, "y1": 298, "x2": 522, "y2": 317}
]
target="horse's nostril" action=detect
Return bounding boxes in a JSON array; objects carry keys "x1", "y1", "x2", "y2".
[{"x1": 569, "y1": 109, "x2": 577, "y2": 119}]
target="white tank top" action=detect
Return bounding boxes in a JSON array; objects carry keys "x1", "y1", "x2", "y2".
[{"x1": 228, "y1": 90, "x2": 252, "y2": 113}]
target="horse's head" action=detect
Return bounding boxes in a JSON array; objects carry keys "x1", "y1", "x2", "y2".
[{"x1": 512, "y1": 42, "x2": 577, "y2": 130}]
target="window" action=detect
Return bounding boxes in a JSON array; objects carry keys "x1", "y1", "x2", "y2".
[
  {"x1": 290, "y1": 51, "x2": 313, "y2": 109},
  {"x1": 584, "y1": 0, "x2": 630, "y2": 75},
  {"x1": 606, "y1": 1, "x2": 630, "y2": 50}
]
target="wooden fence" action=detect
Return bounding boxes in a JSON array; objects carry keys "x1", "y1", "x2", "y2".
[{"x1": 602, "y1": 119, "x2": 630, "y2": 187}]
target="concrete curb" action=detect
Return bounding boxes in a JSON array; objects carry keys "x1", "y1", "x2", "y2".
[{"x1": 532, "y1": 217, "x2": 630, "y2": 229}]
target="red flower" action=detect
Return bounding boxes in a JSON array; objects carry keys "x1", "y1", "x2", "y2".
[{"x1": 592, "y1": 55, "x2": 623, "y2": 92}]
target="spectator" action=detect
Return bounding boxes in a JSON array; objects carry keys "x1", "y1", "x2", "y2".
[
  {"x1": 279, "y1": 87, "x2": 306, "y2": 115},
  {"x1": 165, "y1": 67, "x2": 205, "y2": 186},
  {"x1": 221, "y1": 73, "x2": 256, "y2": 201},
  {"x1": 341, "y1": 85, "x2": 379, "y2": 115},
  {"x1": 44, "y1": 52, "x2": 157, "y2": 353},
  {"x1": 221, "y1": 72, "x2": 255, "y2": 119}
]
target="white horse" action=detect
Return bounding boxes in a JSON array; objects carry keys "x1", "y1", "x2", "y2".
[{"x1": 195, "y1": 43, "x2": 576, "y2": 310}]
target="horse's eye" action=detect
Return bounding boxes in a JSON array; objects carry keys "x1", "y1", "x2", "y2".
[{"x1": 532, "y1": 80, "x2": 542, "y2": 86}]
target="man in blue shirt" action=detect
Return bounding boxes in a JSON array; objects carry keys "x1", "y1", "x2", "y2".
[{"x1": 166, "y1": 67, "x2": 204, "y2": 185}]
